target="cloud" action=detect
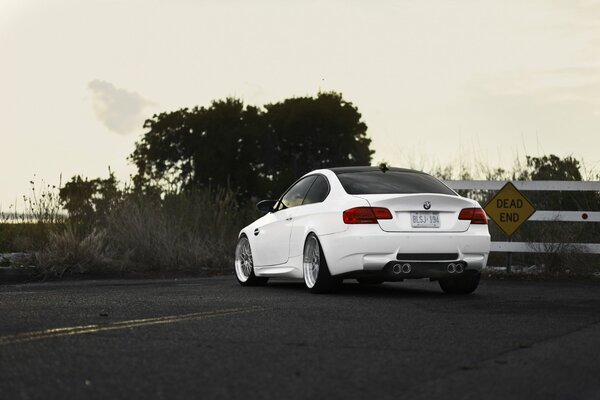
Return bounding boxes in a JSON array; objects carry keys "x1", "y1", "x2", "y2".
[{"x1": 88, "y1": 79, "x2": 154, "y2": 135}]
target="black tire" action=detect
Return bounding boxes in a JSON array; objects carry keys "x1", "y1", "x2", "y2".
[
  {"x1": 357, "y1": 278, "x2": 384, "y2": 285},
  {"x1": 234, "y1": 235, "x2": 268, "y2": 286},
  {"x1": 303, "y1": 233, "x2": 340, "y2": 294},
  {"x1": 439, "y1": 271, "x2": 480, "y2": 294}
]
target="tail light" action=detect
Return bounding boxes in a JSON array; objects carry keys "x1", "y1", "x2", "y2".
[
  {"x1": 458, "y1": 208, "x2": 488, "y2": 224},
  {"x1": 343, "y1": 207, "x2": 393, "y2": 224}
]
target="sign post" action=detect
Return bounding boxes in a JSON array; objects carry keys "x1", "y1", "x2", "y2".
[{"x1": 484, "y1": 182, "x2": 536, "y2": 272}]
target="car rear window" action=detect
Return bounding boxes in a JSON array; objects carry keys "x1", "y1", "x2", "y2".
[{"x1": 337, "y1": 171, "x2": 456, "y2": 195}]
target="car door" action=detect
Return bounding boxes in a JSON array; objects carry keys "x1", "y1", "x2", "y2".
[
  {"x1": 252, "y1": 176, "x2": 317, "y2": 266},
  {"x1": 288, "y1": 175, "x2": 331, "y2": 259}
]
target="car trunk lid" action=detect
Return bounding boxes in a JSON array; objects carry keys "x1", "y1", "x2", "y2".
[{"x1": 356, "y1": 193, "x2": 476, "y2": 232}]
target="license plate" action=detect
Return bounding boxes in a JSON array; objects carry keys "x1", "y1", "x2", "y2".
[{"x1": 411, "y1": 212, "x2": 440, "y2": 228}]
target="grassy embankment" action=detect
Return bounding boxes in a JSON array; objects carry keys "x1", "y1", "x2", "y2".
[
  {"x1": 2, "y1": 158, "x2": 600, "y2": 280},
  {"x1": 0, "y1": 186, "x2": 258, "y2": 279}
]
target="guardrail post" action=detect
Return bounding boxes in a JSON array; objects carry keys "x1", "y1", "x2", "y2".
[{"x1": 506, "y1": 235, "x2": 512, "y2": 273}]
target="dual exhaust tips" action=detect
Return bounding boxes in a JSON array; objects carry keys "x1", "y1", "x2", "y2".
[
  {"x1": 392, "y1": 263, "x2": 412, "y2": 274},
  {"x1": 391, "y1": 262, "x2": 465, "y2": 275},
  {"x1": 447, "y1": 263, "x2": 464, "y2": 274}
]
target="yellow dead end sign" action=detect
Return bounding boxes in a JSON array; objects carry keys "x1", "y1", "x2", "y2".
[{"x1": 484, "y1": 182, "x2": 536, "y2": 237}]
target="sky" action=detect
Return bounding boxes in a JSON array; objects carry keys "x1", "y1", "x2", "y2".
[{"x1": 2, "y1": 0, "x2": 600, "y2": 209}]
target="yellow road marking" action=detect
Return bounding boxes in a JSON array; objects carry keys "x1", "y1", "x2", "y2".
[{"x1": 0, "y1": 307, "x2": 266, "y2": 345}]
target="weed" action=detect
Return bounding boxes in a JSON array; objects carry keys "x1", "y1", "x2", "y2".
[
  {"x1": 36, "y1": 225, "x2": 108, "y2": 277},
  {"x1": 104, "y1": 189, "x2": 256, "y2": 274}
]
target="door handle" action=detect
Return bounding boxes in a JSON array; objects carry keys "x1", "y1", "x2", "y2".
[
  {"x1": 254, "y1": 228, "x2": 259, "y2": 236},
  {"x1": 286, "y1": 217, "x2": 293, "y2": 221}
]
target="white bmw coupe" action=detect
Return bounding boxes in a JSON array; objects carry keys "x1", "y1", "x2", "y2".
[{"x1": 235, "y1": 166, "x2": 490, "y2": 294}]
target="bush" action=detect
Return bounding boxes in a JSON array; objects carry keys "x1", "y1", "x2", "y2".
[
  {"x1": 5, "y1": 181, "x2": 256, "y2": 277},
  {"x1": 0, "y1": 223, "x2": 52, "y2": 252},
  {"x1": 36, "y1": 225, "x2": 109, "y2": 277},
  {"x1": 103, "y1": 189, "x2": 257, "y2": 274}
]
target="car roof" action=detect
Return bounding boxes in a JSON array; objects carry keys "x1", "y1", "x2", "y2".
[{"x1": 328, "y1": 166, "x2": 428, "y2": 175}]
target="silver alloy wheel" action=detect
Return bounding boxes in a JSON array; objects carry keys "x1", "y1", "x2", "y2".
[
  {"x1": 303, "y1": 236, "x2": 320, "y2": 288},
  {"x1": 235, "y1": 236, "x2": 253, "y2": 283}
]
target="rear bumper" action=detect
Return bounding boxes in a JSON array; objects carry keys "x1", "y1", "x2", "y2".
[{"x1": 318, "y1": 225, "x2": 490, "y2": 277}]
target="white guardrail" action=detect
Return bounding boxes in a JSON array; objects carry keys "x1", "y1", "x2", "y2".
[{"x1": 443, "y1": 180, "x2": 600, "y2": 254}]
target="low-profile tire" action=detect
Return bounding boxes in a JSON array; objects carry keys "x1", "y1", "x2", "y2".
[
  {"x1": 439, "y1": 271, "x2": 480, "y2": 294},
  {"x1": 234, "y1": 235, "x2": 268, "y2": 286},
  {"x1": 303, "y1": 233, "x2": 340, "y2": 294},
  {"x1": 357, "y1": 278, "x2": 384, "y2": 285}
]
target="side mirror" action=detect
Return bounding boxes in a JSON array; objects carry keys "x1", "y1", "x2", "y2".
[{"x1": 256, "y1": 200, "x2": 277, "y2": 213}]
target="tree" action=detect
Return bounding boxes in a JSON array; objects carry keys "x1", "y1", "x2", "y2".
[
  {"x1": 262, "y1": 92, "x2": 373, "y2": 195},
  {"x1": 518, "y1": 155, "x2": 582, "y2": 181},
  {"x1": 516, "y1": 155, "x2": 595, "y2": 211},
  {"x1": 59, "y1": 172, "x2": 121, "y2": 226},
  {"x1": 131, "y1": 98, "x2": 266, "y2": 196},
  {"x1": 130, "y1": 92, "x2": 374, "y2": 199}
]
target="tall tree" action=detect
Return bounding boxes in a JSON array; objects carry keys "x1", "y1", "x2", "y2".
[
  {"x1": 262, "y1": 92, "x2": 373, "y2": 195},
  {"x1": 131, "y1": 92, "x2": 374, "y2": 199},
  {"x1": 131, "y1": 99, "x2": 268, "y2": 197}
]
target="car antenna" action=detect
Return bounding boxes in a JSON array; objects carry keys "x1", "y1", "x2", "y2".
[{"x1": 379, "y1": 163, "x2": 389, "y2": 173}]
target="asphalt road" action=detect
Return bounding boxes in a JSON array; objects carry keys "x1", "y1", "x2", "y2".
[{"x1": 1, "y1": 276, "x2": 599, "y2": 400}]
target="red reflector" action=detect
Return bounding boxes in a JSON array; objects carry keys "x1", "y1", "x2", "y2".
[
  {"x1": 458, "y1": 208, "x2": 488, "y2": 224},
  {"x1": 458, "y1": 208, "x2": 474, "y2": 220},
  {"x1": 372, "y1": 207, "x2": 393, "y2": 220},
  {"x1": 343, "y1": 207, "x2": 392, "y2": 224}
]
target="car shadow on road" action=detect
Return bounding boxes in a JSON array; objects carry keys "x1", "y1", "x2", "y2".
[{"x1": 264, "y1": 280, "x2": 483, "y2": 300}]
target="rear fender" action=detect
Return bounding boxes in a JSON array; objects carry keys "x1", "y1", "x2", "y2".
[{"x1": 288, "y1": 196, "x2": 371, "y2": 259}]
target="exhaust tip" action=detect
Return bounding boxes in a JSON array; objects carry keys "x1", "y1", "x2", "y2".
[
  {"x1": 455, "y1": 263, "x2": 464, "y2": 274},
  {"x1": 447, "y1": 263, "x2": 456, "y2": 274},
  {"x1": 401, "y1": 263, "x2": 412, "y2": 273},
  {"x1": 392, "y1": 263, "x2": 402, "y2": 274}
]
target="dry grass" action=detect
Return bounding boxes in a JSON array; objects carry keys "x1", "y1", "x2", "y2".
[
  {"x1": 0, "y1": 175, "x2": 256, "y2": 277},
  {"x1": 103, "y1": 189, "x2": 256, "y2": 274},
  {"x1": 36, "y1": 226, "x2": 109, "y2": 277},
  {"x1": 1, "y1": 177, "x2": 65, "y2": 253},
  {"x1": 486, "y1": 217, "x2": 600, "y2": 276},
  {"x1": 1, "y1": 177, "x2": 64, "y2": 225}
]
